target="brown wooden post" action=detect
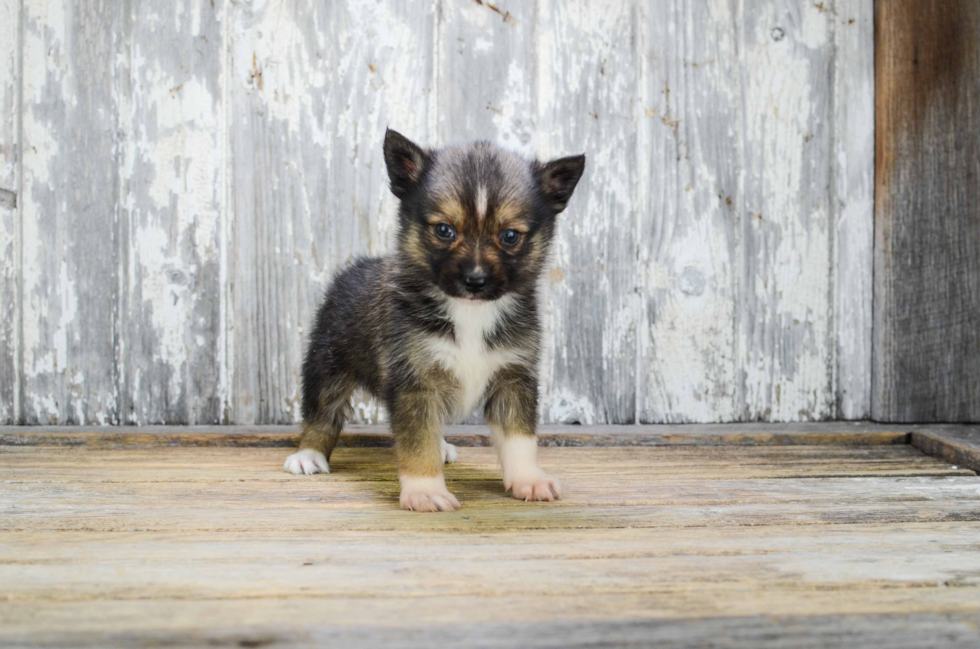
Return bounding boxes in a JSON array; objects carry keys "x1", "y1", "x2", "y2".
[{"x1": 874, "y1": 0, "x2": 980, "y2": 421}]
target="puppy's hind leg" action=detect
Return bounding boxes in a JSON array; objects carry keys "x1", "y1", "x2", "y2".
[
  {"x1": 441, "y1": 438, "x2": 458, "y2": 464},
  {"x1": 284, "y1": 374, "x2": 356, "y2": 475}
]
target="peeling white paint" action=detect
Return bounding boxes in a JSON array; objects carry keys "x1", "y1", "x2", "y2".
[
  {"x1": 0, "y1": 0, "x2": 22, "y2": 423},
  {"x1": 2, "y1": 0, "x2": 874, "y2": 425}
]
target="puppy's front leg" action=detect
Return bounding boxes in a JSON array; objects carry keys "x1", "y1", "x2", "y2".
[
  {"x1": 485, "y1": 368, "x2": 562, "y2": 502},
  {"x1": 391, "y1": 389, "x2": 461, "y2": 513}
]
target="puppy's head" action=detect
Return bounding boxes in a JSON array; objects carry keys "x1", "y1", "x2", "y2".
[{"x1": 384, "y1": 129, "x2": 585, "y2": 301}]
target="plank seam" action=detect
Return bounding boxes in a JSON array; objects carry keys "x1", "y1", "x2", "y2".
[
  {"x1": 221, "y1": 0, "x2": 233, "y2": 425},
  {"x1": 632, "y1": 0, "x2": 644, "y2": 425},
  {"x1": 113, "y1": 0, "x2": 129, "y2": 426},
  {"x1": 0, "y1": 429, "x2": 914, "y2": 449},
  {"x1": 828, "y1": 0, "x2": 840, "y2": 418},
  {"x1": 732, "y1": 0, "x2": 746, "y2": 420},
  {"x1": 14, "y1": 0, "x2": 24, "y2": 425}
]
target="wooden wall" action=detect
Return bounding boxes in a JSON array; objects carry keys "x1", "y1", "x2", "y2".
[
  {"x1": 873, "y1": 1, "x2": 980, "y2": 422},
  {"x1": 0, "y1": 0, "x2": 875, "y2": 425}
]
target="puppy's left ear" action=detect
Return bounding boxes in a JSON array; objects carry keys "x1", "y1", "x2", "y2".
[
  {"x1": 384, "y1": 128, "x2": 429, "y2": 199},
  {"x1": 537, "y1": 154, "x2": 586, "y2": 213}
]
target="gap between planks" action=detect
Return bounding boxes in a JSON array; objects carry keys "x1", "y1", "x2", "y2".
[{"x1": 0, "y1": 422, "x2": 915, "y2": 449}]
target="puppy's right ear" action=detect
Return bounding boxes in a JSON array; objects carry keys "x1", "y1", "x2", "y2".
[{"x1": 384, "y1": 129, "x2": 428, "y2": 199}]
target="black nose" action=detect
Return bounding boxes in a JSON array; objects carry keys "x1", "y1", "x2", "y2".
[{"x1": 463, "y1": 272, "x2": 488, "y2": 292}]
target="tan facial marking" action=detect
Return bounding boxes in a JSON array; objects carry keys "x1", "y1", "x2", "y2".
[
  {"x1": 492, "y1": 200, "x2": 530, "y2": 232},
  {"x1": 406, "y1": 227, "x2": 430, "y2": 264},
  {"x1": 426, "y1": 197, "x2": 465, "y2": 229}
]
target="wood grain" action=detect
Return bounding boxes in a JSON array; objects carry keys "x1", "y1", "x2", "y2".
[
  {"x1": 537, "y1": 0, "x2": 639, "y2": 424},
  {"x1": 20, "y1": 0, "x2": 120, "y2": 424},
  {"x1": 1, "y1": 440, "x2": 979, "y2": 646},
  {"x1": 637, "y1": 0, "x2": 873, "y2": 423},
  {"x1": 117, "y1": 0, "x2": 227, "y2": 424},
  {"x1": 3, "y1": 524, "x2": 980, "y2": 600},
  {"x1": 0, "y1": 0, "x2": 19, "y2": 424},
  {"x1": 3, "y1": 446, "x2": 977, "y2": 534},
  {"x1": 638, "y1": 0, "x2": 740, "y2": 423},
  {"x1": 873, "y1": 0, "x2": 980, "y2": 421},
  {"x1": 739, "y1": 0, "x2": 836, "y2": 420},
  {"x1": 7, "y1": 608, "x2": 980, "y2": 649}
]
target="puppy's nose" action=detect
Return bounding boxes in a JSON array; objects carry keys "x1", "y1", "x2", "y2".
[{"x1": 463, "y1": 272, "x2": 488, "y2": 292}]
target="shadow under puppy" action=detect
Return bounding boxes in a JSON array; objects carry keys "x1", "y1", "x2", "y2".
[{"x1": 284, "y1": 129, "x2": 585, "y2": 512}]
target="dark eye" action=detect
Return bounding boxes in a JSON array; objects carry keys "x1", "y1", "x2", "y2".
[
  {"x1": 499, "y1": 229, "x2": 521, "y2": 247},
  {"x1": 435, "y1": 223, "x2": 456, "y2": 241}
]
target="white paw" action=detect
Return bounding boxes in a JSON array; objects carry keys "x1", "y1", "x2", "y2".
[
  {"x1": 441, "y1": 440, "x2": 458, "y2": 464},
  {"x1": 283, "y1": 449, "x2": 330, "y2": 475},
  {"x1": 399, "y1": 475, "x2": 461, "y2": 513},
  {"x1": 509, "y1": 471, "x2": 563, "y2": 502}
]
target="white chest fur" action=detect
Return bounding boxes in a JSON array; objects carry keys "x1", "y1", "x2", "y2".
[{"x1": 423, "y1": 296, "x2": 525, "y2": 421}]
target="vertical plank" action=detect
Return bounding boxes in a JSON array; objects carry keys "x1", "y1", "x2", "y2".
[
  {"x1": 437, "y1": 0, "x2": 536, "y2": 152},
  {"x1": 833, "y1": 0, "x2": 874, "y2": 419},
  {"x1": 637, "y1": 0, "x2": 740, "y2": 423},
  {"x1": 873, "y1": 1, "x2": 980, "y2": 421},
  {"x1": 738, "y1": 0, "x2": 836, "y2": 421},
  {"x1": 436, "y1": 0, "x2": 536, "y2": 424},
  {"x1": 0, "y1": 0, "x2": 19, "y2": 423},
  {"x1": 536, "y1": 0, "x2": 638, "y2": 424},
  {"x1": 229, "y1": 0, "x2": 434, "y2": 424},
  {"x1": 117, "y1": 0, "x2": 226, "y2": 424},
  {"x1": 20, "y1": 0, "x2": 120, "y2": 424}
]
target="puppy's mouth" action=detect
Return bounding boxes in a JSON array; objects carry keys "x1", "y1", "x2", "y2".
[
  {"x1": 457, "y1": 291, "x2": 493, "y2": 301},
  {"x1": 447, "y1": 284, "x2": 502, "y2": 302}
]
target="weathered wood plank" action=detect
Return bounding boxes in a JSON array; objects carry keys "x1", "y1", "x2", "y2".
[
  {"x1": 833, "y1": 0, "x2": 874, "y2": 419},
  {"x1": 911, "y1": 426, "x2": 980, "y2": 474},
  {"x1": 738, "y1": 0, "x2": 836, "y2": 420},
  {"x1": 3, "y1": 446, "x2": 977, "y2": 532},
  {"x1": 637, "y1": 0, "x2": 740, "y2": 423},
  {"x1": 2, "y1": 603, "x2": 980, "y2": 649},
  {"x1": 2, "y1": 445, "x2": 959, "y2": 479},
  {"x1": 536, "y1": 0, "x2": 638, "y2": 424},
  {"x1": 873, "y1": 0, "x2": 980, "y2": 421},
  {"x1": 0, "y1": 0, "x2": 19, "y2": 424},
  {"x1": 117, "y1": 0, "x2": 227, "y2": 424},
  {"x1": 228, "y1": 0, "x2": 434, "y2": 424},
  {"x1": 4, "y1": 524, "x2": 980, "y2": 601},
  {"x1": 0, "y1": 422, "x2": 914, "y2": 448},
  {"x1": 20, "y1": 0, "x2": 120, "y2": 424},
  {"x1": 437, "y1": 0, "x2": 535, "y2": 150}
]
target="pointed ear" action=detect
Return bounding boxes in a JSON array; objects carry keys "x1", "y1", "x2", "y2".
[
  {"x1": 384, "y1": 128, "x2": 428, "y2": 199},
  {"x1": 537, "y1": 154, "x2": 586, "y2": 213}
]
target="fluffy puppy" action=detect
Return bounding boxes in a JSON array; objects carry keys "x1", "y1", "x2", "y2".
[{"x1": 283, "y1": 129, "x2": 585, "y2": 512}]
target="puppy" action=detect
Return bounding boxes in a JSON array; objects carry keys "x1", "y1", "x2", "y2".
[{"x1": 283, "y1": 129, "x2": 585, "y2": 512}]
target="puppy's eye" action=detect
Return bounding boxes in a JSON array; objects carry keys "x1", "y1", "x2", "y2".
[
  {"x1": 499, "y1": 229, "x2": 521, "y2": 247},
  {"x1": 435, "y1": 223, "x2": 456, "y2": 241}
]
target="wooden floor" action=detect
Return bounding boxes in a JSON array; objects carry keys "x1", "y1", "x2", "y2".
[{"x1": 2, "y1": 424, "x2": 980, "y2": 648}]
